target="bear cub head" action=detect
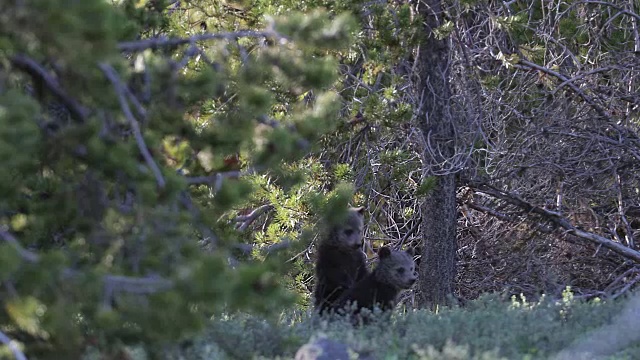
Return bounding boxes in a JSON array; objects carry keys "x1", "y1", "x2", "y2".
[
  {"x1": 326, "y1": 206, "x2": 365, "y2": 250},
  {"x1": 374, "y1": 246, "x2": 418, "y2": 289}
]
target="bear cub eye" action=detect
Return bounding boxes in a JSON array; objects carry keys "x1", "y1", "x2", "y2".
[
  {"x1": 344, "y1": 229, "x2": 354, "y2": 236},
  {"x1": 396, "y1": 267, "x2": 405, "y2": 274}
]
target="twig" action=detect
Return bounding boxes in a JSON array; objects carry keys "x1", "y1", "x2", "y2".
[
  {"x1": 0, "y1": 330, "x2": 27, "y2": 360},
  {"x1": 118, "y1": 30, "x2": 281, "y2": 52},
  {"x1": 604, "y1": 267, "x2": 640, "y2": 295},
  {"x1": 397, "y1": 218, "x2": 422, "y2": 248},
  {"x1": 569, "y1": 1, "x2": 640, "y2": 22},
  {"x1": 123, "y1": 81, "x2": 147, "y2": 120},
  {"x1": 551, "y1": 66, "x2": 618, "y2": 94},
  {"x1": 234, "y1": 204, "x2": 274, "y2": 231},
  {"x1": 611, "y1": 274, "x2": 640, "y2": 300},
  {"x1": 10, "y1": 55, "x2": 89, "y2": 123},
  {"x1": 100, "y1": 63, "x2": 166, "y2": 189}
]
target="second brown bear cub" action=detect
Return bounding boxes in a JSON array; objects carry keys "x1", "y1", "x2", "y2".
[{"x1": 335, "y1": 246, "x2": 417, "y2": 321}]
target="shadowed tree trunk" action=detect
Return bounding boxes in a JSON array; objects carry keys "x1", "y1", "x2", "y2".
[{"x1": 414, "y1": 0, "x2": 457, "y2": 310}]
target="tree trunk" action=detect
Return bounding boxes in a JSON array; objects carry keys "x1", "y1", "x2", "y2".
[{"x1": 414, "y1": 0, "x2": 457, "y2": 310}]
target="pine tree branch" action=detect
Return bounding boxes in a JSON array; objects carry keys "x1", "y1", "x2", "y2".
[
  {"x1": 0, "y1": 330, "x2": 27, "y2": 360},
  {"x1": 10, "y1": 54, "x2": 90, "y2": 123},
  {"x1": 100, "y1": 63, "x2": 166, "y2": 189},
  {"x1": 257, "y1": 115, "x2": 310, "y2": 149},
  {"x1": 101, "y1": 274, "x2": 174, "y2": 309},
  {"x1": 234, "y1": 240, "x2": 292, "y2": 255},
  {"x1": 0, "y1": 228, "x2": 39, "y2": 263},
  {"x1": 1, "y1": 227, "x2": 175, "y2": 301},
  {"x1": 117, "y1": 30, "x2": 281, "y2": 52},
  {"x1": 178, "y1": 192, "x2": 219, "y2": 248},
  {"x1": 234, "y1": 204, "x2": 274, "y2": 231}
]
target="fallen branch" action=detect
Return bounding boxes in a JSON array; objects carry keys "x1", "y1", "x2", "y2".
[
  {"x1": 471, "y1": 182, "x2": 640, "y2": 263},
  {"x1": 465, "y1": 202, "x2": 514, "y2": 222}
]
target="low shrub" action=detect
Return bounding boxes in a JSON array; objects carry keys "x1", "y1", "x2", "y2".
[{"x1": 167, "y1": 291, "x2": 640, "y2": 360}]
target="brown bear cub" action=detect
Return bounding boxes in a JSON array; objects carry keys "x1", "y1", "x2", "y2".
[
  {"x1": 313, "y1": 206, "x2": 369, "y2": 315},
  {"x1": 335, "y1": 246, "x2": 417, "y2": 323}
]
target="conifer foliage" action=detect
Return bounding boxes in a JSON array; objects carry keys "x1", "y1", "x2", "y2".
[{"x1": 0, "y1": 0, "x2": 355, "y2": 357}]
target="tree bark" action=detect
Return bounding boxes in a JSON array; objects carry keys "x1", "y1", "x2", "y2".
[{"x1": 414, "y1": 0, "x2": 457, "y2": 310}]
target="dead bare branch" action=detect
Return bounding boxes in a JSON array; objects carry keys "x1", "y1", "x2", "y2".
[
  {"x1": 472, "y1": 182, "x2": 640, "y2": 263},
  {"x1": 100, "y1": 63, "x2": 166, "y2": 189},
  {"x1": 516, "y1": 59, "x2": 611, "y2": 120},
  {"x1": 570, "y1": 1, "x2": 640, "y2": 22}
]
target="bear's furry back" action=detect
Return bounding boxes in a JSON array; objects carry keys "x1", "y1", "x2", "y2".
[
  {"x1": 336, "y1": 272, "x2": 399, "y2": 313},
  {"x1": 313, "y1": 207, "x2": 368, "y2": 315},
  {"x1": 334, "y1": 247, "x2": 417, "y2": 324},
  {"x1": 313, "y1": 243, "x2": 368, "y2": 314}
]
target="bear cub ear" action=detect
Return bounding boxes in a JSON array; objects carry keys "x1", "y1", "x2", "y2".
[
  {"x1": 350, "y1": 206, "x2": 366, "y2": 216},
  {"x1": 378, "y1": 246, "x2": 392, "y2": 258},
  {"x1": 405, "y1": 247, "x2": 416, "y2": 257}
]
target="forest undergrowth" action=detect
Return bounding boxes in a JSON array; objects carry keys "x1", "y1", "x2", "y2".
[{"x1": 92, "y1": 291, "x2": 640, "y2": 360}]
